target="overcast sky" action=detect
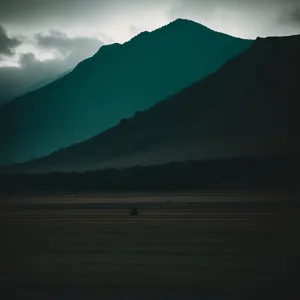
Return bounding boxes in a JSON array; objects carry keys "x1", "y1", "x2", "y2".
[{"x1": 0, "y1": 0, "x2": 300, "y2": 105}]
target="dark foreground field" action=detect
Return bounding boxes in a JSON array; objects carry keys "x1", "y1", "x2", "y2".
[{"x1": 0, "y1": 194, "x2": 296, "y2": 300}]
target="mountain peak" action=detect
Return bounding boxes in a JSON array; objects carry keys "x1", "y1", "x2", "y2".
[
  {"x1": 158, "y1": 18, "x2": 248, "y2": 40},
  {"x1": 126, "y1": 19, "x2": 217, "y2": 45},
  {"x1": 96, "y1": 18, "x2": 247, "y2": 56},
  {"x1": 159, "y1": 18, "x2": 212, "y2": 32},
  {"x1": 171, "y1": 18, "x2": 204, "y2": 26},
  {"x1": 171, "y1": 18, "x2": 195, "y2": 23},
  {"x1": 0, "y1": 17, "x2": 253, "y2": 166},
  {"x1": 94, "y1": 42, "x2": 122, "y2": 56}
]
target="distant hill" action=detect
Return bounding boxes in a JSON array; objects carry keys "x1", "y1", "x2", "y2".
[
  {"x1": 0, "y1": 68, "x2": 71, "y2": 107},
  {"x1": 5, "y1": 34, "x2": 300, "y2": 174},
  {"x1": 17, "y1": 68, "x2": 72, "y2": 98},
  {"x1": 0, "y1": 157, "x2": 298, "y2": 194},
  {"x1": 0, "y1": 19, "x2": 252, "y2": 165}
]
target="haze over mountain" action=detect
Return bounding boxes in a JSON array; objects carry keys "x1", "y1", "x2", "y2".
[
  {"x1": 17, "y1": 69, "x2": 73, "y2": 98},
  {"x1": 0, "y1": 19, "x2": 252, "y2": 166},
  {"x1": 5, "y1": 33, "x2": 300, "y2": 174},
  {"x1": 0, "y1": 68, "x2": 72, "y2": 104}
]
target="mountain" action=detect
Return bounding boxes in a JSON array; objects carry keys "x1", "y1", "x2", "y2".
[
  {"x1": 0, "y1": 68, "x2": 71, "y2": 107},
  {"x1": 5, "y1": 34, "x2": 300, "y2": 174},
  {"x1": 17, "y1": 68, "x2": 73, "y2": 97},
  {"x1": 1, "y1": 157, "x2": 298, "y2": 194},
  {"x1": 0, "y1": 19, "x2": 252, "y2": 165}
]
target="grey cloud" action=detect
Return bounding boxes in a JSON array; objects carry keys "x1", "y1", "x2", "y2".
[
  {"x1": 128, "y1": 25, "x2": 141, "y2": 36},
  {"x1": 35, "y1": 30, "x2": 103, "y2": 58},
  {"x1": 0, "y1": 25, "x2": 21, "y2": 57},
  {"x1": 35, "y1": 31, "x2": 72, "y2": 53},
  {"x1": 0, "y1": 0, "x2": 98, "y2": 21},
  {"x1": 0, "y1": 0, "x2": 163, "y2": 30},
  {"x1": 1, "y1": 0, "x2": 300, "y2": 29},
  {"x1": 291, "y1": 8, "x2": 300, "y2": 24},
  {"x1": 281, "y1": 5, "x2": 300, "y2": 25},
  {"x1": 167, "y1": 0, "x2": 300, "y2": 38},
  {"x1": 0, "y1": 0, "x2": 121, "y2": 26},
  {"x1": 0, "y1": 32, "x2": 103, "y2": 106},
  {"x1": 0, "y1": 54, "x2": 68, "y2": 105},
  {"x1": 19, "y1": 52, "x2": 36, "y2": 66}
]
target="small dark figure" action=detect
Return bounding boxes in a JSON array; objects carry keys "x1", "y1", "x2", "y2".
[{"x1": 130, "y1": 207, "x2": 139, "y2": 216}]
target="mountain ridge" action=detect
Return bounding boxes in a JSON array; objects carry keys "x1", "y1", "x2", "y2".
[
  {"x1": 0, "y1": 19, "x2": 252, "y2": 165},
  {"x1": 1, "y1": 157, "x2": 298, "y2": 193},
  {"x1": 4, "y1": 33, "x2": 300, "y2": 173}
]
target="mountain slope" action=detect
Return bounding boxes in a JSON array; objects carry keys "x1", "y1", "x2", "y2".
[
  {"x1": 18, "y1": 68, "x2": 73, "y2": 97},
  {"x1": 7, "y1": 34, "x2": 300, "y2": 174},
  {"x1": 1, "y1": 157, "x2": 299, "y2": 193},
  {"x1": 0, "y1": 19, "x2": 252, "y2": 165}
]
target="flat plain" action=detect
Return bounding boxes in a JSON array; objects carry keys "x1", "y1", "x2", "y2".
[{"x1": 0, "y1": 193, "x2": 294, "y2": 300}]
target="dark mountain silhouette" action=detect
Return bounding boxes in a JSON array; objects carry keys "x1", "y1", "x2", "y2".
[
  {"x1": 18, "y1": 68, "x2": 73, "y2": 97},
  {"x1": 1, "y1": 157, "x2": 298, "y2": 195},
  {"x1": 5, "y1": 34, "x2": 300, "y2": 174},
  {"x1": 0, "y1": 19, "x2": 252, "y2": 165},
  {"x1": 0, "y1": 68, "x2": 71, "y2": 107}
]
